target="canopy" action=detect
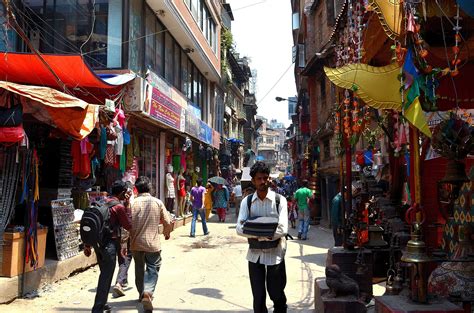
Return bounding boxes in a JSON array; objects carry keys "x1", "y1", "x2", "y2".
[
  {"x1": 0, "y1": 81, "x2": 98, "y2": 140},
  {"x1": 0, "y1": 53, "x2": 135, "y2": 103}
]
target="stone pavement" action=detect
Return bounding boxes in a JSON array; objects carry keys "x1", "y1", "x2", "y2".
[{"x1": 1, "y1": 210, "x2": 384, "y2": 312}]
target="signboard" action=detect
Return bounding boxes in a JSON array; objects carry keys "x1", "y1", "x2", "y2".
[
  {"x1": 212, "y1": 129, "x2": 220, "y2": 149},
  {"x1": 199, "y1": 120, "x2": 212, "y2": 144},
  {"x1": 149, "y1": 86, "x2": 182, "y2": 131}
]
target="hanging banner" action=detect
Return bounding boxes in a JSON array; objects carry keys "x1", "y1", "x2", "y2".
[
  {"x1": 212, "y1": 129, "x2": 220, "y2": 149},
  {"x1": 148, "y1": 86, "x2": 182, "y2": 131}
]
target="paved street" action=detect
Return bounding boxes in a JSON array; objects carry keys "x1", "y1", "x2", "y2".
[{"x1": 0, "y1": 210, "x2": 384, "y2": 312}]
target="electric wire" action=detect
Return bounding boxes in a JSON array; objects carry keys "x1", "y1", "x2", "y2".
[{"x1": 255, "y1": 62, "x2": 293, "y2": 106}]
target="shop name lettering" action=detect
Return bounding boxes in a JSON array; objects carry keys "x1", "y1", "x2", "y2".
[{"x1": 150, "y1": 89, "x2": 181, "y2": 128}]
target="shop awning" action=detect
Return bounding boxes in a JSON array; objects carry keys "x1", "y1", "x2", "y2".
[
  {"x1": 0, "y1": 81, "x2": 98, "y2": 140},
  {"x1": 0, "y1": 53, "x2": 135, "y2": 103}
]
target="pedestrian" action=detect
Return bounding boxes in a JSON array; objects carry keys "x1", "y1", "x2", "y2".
[
  {"x1": 84, "y1": 180, "x2": 132, "y2": 313},
  {"x1": 130, "y1": 176, "x2": 173, "y2": 312},
  {"x1": 287, "y1": 195, "x2": 297, "y2": 229},
  {"x1": 293, "y1": 180, "x2": 314, "y2": 240},
  {"x1": 190, "y1": 178, "x2": 209, "y2": 237},
  {"x1": 236, "y1": 161, "x2": 288, "y2": 313},
  {"x1": 330, "y1": 190, "x2": 344, "y2": 247},
  {"x1": 203, "y1": 182, "x2": 214, "y2": 221},
  {"x1": 112, "y1": 182, "x2": 134, "y2": 298},
  {"x1": 213, "y1": 183, "x2": 229, "y2": 222},
  {"x1": 233, "y1": 182, "x2": 243, "y2": 217}
]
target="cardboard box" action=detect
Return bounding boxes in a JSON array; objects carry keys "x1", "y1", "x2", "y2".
[{"x1": 1, "y1": 228, "x2": 48, "y2": 277}]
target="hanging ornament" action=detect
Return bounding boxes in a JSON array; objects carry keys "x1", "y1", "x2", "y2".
[
  {"x1": 451, "y1": 6, "x2": 462, "y2": 77},
  {"x1": 343, "y1": 90, "x2": 352, "y2": 138}
]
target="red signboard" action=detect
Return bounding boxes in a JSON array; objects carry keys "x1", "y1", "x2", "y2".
[{"x1": 149, "y1": 86, "x2": 182, "y2": 130}]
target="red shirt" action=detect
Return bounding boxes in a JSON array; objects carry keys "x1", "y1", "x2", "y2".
[{"x1": 107, "y1": 196, "x2": 132, "y2": 239}]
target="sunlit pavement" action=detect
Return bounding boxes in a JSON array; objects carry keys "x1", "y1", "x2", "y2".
[{"x1": 1, "y1": 209, "x2": 384, "y2": 312}]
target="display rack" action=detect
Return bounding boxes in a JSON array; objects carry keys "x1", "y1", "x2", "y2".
[{"x1": 51, "y1": 198, "x2": 80, "y2": 261}]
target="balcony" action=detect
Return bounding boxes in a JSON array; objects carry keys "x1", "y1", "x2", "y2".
[{"x1": 237, "y1": 110, "x2": 247, "y2": 123}]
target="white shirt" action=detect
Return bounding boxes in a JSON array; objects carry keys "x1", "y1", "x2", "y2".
[
  {"x1": 165, "y1": 173, "x2": 175, "y2": 198},
  {"x1": 236, "y1": 190, "x2": 288, "y2": 266},
  {"x1": 233, "y1": 185, "x2": 242, "y2": 197}
]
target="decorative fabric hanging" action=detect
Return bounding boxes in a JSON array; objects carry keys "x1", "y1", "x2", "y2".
[{"x1": 324, "y1": 63, "x2": 402, "y2": 110}]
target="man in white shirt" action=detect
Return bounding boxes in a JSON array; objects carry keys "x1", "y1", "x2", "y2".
[
  {"x1": 236, "y1": 161, "x2": 288, "y2": 313},
  {"x1": 233, "y1": 182, "x2": 243, "y2": 217}
]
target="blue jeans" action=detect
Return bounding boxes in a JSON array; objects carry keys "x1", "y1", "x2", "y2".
[
  {"x1": 132, "y1": 251, "x2": 162, "y2": 296},
  {"x1": 298, "y1": 210, "x2": 310, "y2": 239},
  {"x1": 190, "y1": 207, "x2": 208, "y2": 236}
]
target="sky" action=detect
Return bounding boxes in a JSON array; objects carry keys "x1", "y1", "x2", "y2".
[{"x1": 226, "y1": 0, "x2": 296, "y2": 127}]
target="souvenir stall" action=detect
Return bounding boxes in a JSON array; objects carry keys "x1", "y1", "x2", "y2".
[
  {"x1": 0, "y1": 82, "x2": 98, "y2": 276},
  {"x1": 318, "y1": 0, "x2": 474, "y2": 312}
]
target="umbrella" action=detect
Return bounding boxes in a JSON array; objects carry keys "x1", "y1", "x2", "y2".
[
  {"x1": 284, "y1": 175, "x2": 295, "y2": 181},
  {"x1": 208, "y1": 176, "x2": 227, "y2": 185}
]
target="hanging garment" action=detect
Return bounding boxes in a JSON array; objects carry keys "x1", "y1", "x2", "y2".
[
  {"x1": 99, "y1": 126, "x2": 107, "y2": 160},
  {"x1": 114, "y1": 124, "x2": 124, "y2": 155},
  {"x1": 71, "y1": 139, "x2": 93, "y2": 179},
  {"x1": 105, "y1": 144, "x2": 115, "y2": 166}
]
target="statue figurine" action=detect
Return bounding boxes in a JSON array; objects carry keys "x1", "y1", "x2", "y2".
[{"x1": 326, "y1": 264, "x2": 360, "y2": 298}]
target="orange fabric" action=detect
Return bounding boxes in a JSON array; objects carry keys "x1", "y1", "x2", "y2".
[{"x1": 0, "y1": 81, "x2": 98, "y2": 140}]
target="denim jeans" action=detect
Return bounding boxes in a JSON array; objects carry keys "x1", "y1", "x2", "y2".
[
  {"x1": 115, "y1": 239, "x2": 132, "y2": 286},
  {"x1": 132, "y1": 251, "x2": 162, "y2": 296},
  {"x1": 190, "y1": 207, "x2": 208, "y2": 236},
  {"x1": 298, "y1": 210, "x2": 310, "y2": 239},
  {"x1": 92, "y1": 240, "x2": 118, "y2": 312}
]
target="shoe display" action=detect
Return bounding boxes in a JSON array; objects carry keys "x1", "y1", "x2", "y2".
[{"x1": 113, "y1": 283, "x2": 125, "y2": 297}]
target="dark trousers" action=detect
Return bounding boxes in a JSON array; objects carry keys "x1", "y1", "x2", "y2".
[
  {"x1": 332, "y1": 225, "x2": 343, "y2": 247},
  {"x1": 92, "y1": 240, "x2": 118, "y2": 312},
  {"x1": 115, "y1": 239, "x2": 132, "y2": 286},
  {"x1": 165, "y1": 197, "x2": 174, "y2": 213},
  {"x1": 248, "y1": 259, "x2": 287, "y2": 313}
]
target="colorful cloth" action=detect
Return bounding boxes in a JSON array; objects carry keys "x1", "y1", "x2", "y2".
[{"x1": 212, "y1": 186, "x2": 229, "y2": 209}]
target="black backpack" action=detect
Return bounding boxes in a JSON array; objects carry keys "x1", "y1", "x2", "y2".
[{"x1": 80, "y1": 200, "x2": 120, "y2": 247}]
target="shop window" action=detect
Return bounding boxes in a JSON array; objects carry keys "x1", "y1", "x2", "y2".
[{"x1": 138, "y1": 134, "x2": 159, "y2": 197}]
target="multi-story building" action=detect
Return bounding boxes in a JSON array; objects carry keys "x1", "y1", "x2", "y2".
[
  {"x1": 0, "y1": 0, "x2": 225, "y2": 200},
  {"x1": 256, "y1": 116, "x2": 288, "y2": 172}
]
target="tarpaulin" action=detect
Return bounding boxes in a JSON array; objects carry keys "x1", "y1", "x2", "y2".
[
  {"x1": 0, "y1": 53, "x2": 134, "y2": 103},
  {"x1": 0, "y1": 81, "x2": 98, "y2": 140}
]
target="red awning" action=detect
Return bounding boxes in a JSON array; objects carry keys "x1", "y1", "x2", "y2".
[{"x1": 0, "y1": 52, "x2": 128, "y2": 104}]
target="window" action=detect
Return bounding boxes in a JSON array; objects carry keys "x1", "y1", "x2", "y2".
[
  {"x1": 267, "y1": 138, "x2": 274, "y2": 145},
  {"x1": 164, "y1": 32, "x2": 174, "y2": 82},
  {"x1": 187, "y1": 61, "x2": 193, "y2": 99},
  {"x1": 173, "y1": 42, "x2": 181, "y2": 88},
  {"x1": 155, "y1": 21, "x2": 165, "y2": 76},
  {"x1": 185, "y1": 0, "x2": 217, "y2": 53},
  {"x1": 145, "y1": 7, "x2": 155, "y2": 71},
  {"x1": 193, "y1": 65, "x2": 199, "y2": 105},
  {"x1": 129, "y1": 0, "x2": 143, "y2": 72},
  {"x1": 292, "y1": 12, "x2": 299, "y2": 30},
  {"x1": 181, "y1": 50, "x2": 188, "y2": 94},
  {"x1": 323, "y1": 140, "x2": 331, "y2": 160},
  {"x1": 298, "y1": 44, "x2": 305, "y2": 68},
  {"x1": 16, "y1": 0, "x2": 124, "y2": 69}
]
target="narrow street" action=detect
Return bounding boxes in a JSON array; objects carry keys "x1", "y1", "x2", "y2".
[{"x1": 1, "y1": 210, "x2": 383, "y2": 313}]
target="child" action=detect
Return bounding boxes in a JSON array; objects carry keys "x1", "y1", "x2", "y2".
[{"x1": 287, "y1": 195, "x2": 297, "y2": 229}]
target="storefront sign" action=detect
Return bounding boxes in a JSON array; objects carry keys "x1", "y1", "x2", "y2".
[
  {"x1": 185, "y1": 107, "x2": 200, "y2": 139},
  {"x1": 146, "y1": 70, "x2": 171, "y2": 97},
  {"x1": 184, "y1": 106, "x2": 213, "y2": 145},
  {"x1": 149, "y1": 87, "x2": 182, "y2": 131},
  {"x1": 199, "y1": 120, "x2": 212, "y2": 145},
  {"x1": 212, "y1": 129, "x2": 220, "y2": 149}
]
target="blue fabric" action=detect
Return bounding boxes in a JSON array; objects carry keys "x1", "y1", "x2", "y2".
[
  {"x1": 190, "y1": 207, "x2": 208, "y2": 236},
  {"x1": 458, "y1": 0, "x2": 474, "y2": 17},
  {"x1": 123, "y1": 128, "x2": 131, "y2": 145},
  {"x1": 99, "y1": 126, "x2": 107, "y2": 160},
  {"x1": 298, "y1": 212, "x2": 310, "y2": 239},
  {"x1": 132, "y1": 251, "x2": 162, "y2": 295},
  {"x1": 212, "y1": 186, "x2": 229, "y2": 208}
]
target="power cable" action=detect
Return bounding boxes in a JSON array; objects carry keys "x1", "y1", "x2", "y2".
[{"x1": 256, "y1": 62, "x2": 294, "y2": 106}]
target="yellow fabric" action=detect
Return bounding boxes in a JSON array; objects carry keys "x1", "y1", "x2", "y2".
[
  {"x1": 369, "y1": 0, "x2": 402, "y2": 39},
  {"x1": 204, "y1": 186, "x2": 214, "y2": 210},
  {"x1": 324, "y1": 63, "x2": 402, "y2": 110},
  {"x1": 404, "y1": 97, "x2": 432, "y2": 138}
]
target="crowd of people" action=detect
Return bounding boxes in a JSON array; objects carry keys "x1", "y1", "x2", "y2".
[{"x1": 84, "y1": 161, "x2": 320, "y2": 313}]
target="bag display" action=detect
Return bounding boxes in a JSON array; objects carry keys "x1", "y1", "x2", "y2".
[
  {"x1": 80, "y1": 200, "x2": 120, "y2": 247},
  {"x1": 0, "y1": 124, "x2": 25, "y2": 143}
]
